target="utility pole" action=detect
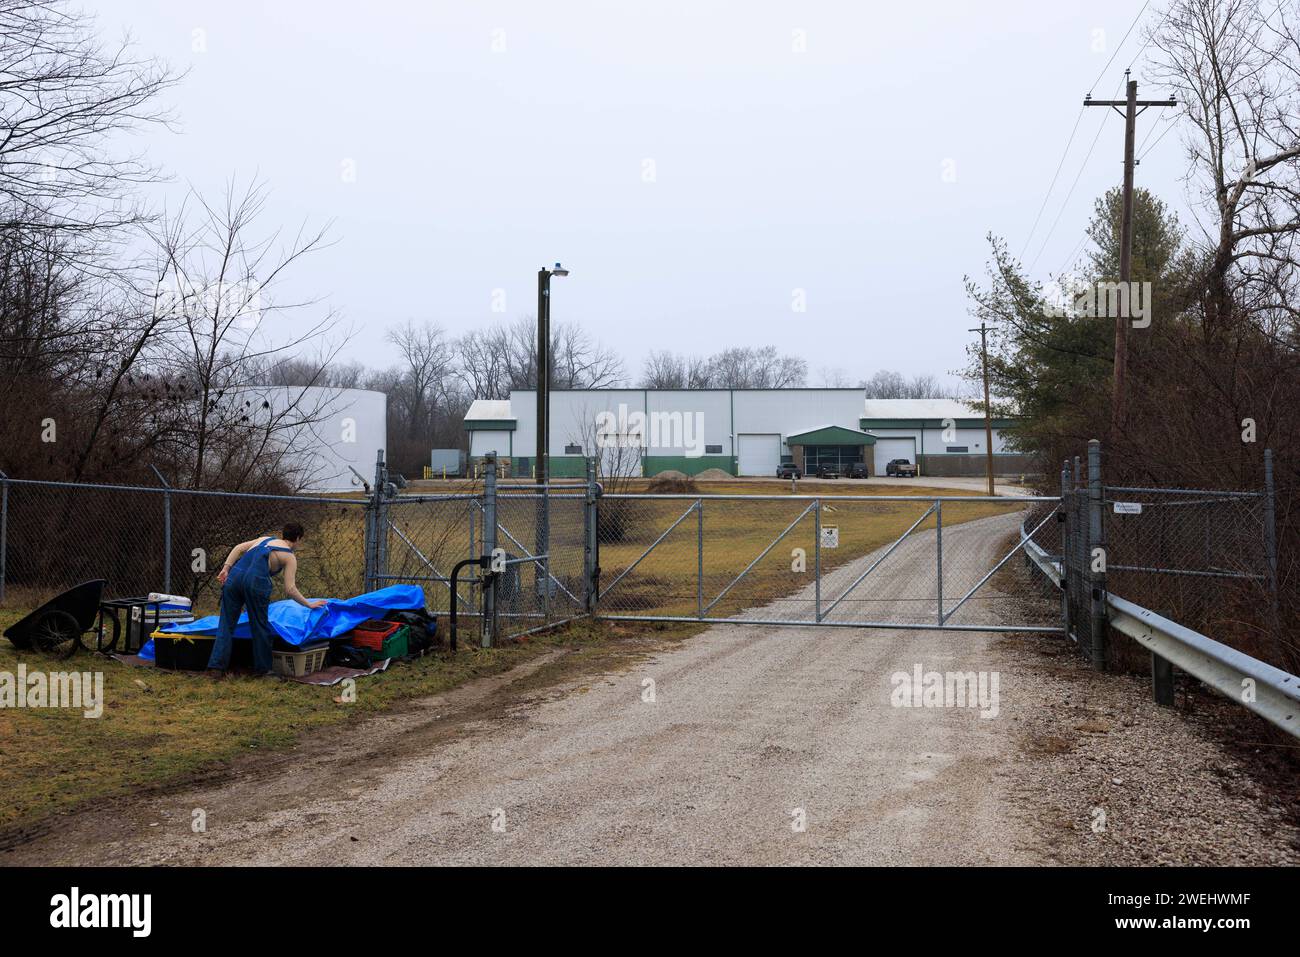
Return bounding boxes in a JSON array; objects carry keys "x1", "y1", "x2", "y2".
[
  {"x1": 1084, "y1": 71, "x2": 1175, "y2": 435},
  {"x1": 969, "y1": 321, "x2": 995, "y2": 496},
  {"x1": 534, "y1": 263, "x2": 569, "y2": 600},
  {"x1": 534, "y1": 263, "x2": 570, "y2": 488}
]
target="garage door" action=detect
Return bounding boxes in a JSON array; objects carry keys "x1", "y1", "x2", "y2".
[
  {"x1": 737, "y1": 433, "x2": 782, "y2": 476},
  {"x1": 873, "y1": 437, "x2": 916, "y2": 476}
]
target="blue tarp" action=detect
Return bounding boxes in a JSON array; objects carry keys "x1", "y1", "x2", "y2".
[{"x1": 138, "y1": 585, "x2": 426, "y2": 661}]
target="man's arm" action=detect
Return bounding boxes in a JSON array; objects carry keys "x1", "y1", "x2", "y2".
[
  {"x1": 281, "y1": 554, "x2": 327, "y2": 609},
  {"x1": 217, "y1": 539, "x2": 258, "y2": 584}
]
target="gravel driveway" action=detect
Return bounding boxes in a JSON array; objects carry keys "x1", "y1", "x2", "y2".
[{"x1": 9, "y1": 506, "x2": 1293, "y2": 866}]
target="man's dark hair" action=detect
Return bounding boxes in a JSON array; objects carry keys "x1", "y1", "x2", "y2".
[{"x1": 282, "y1": 522, "x2": 305, "y2": 542}]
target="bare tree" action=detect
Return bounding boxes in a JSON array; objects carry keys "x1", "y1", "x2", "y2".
[
  {"x1": 861, "y1": 369, "x2": 950, "y2": 399},
  {"x1": 149, "y1": 179, "x2": 343, "y2": 490},
  {"x1": 817, "y1": 365, "x2": 853, "y2": 387},
  {"x1": 454, "y1": 315, "x2": 625, "y2": 398},
  {"x1": 640, "y1": 349, "x2": 687, "y2": 389},
  {"x1": 1147, "y1": 0, "x2": 1300, "y2": 337},
  {"x1": 0, "y1": 1, "x2": 178, "y2": 238},
  {"x1": 387, "y1": 321, "x2": 455, "y2": 440}
]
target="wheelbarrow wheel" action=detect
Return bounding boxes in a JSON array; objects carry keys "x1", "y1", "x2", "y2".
[
  {"x1": 94, "y1": 610, "x2": 122, "y2": 654},
  {"x1": 31, "y1": 609, "x2": 84, "y2": 659}
]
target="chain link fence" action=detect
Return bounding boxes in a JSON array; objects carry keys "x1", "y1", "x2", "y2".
[
  {"x1": 0, "y1": 478, "x2": 369, "y2": 613},
  {"x1": 1046, "y1": 442, "x2": 1280, "y2": 673},
  {"x1": 1102, "y1": 485, "x2": 1274, "y2": 656},
  {"x1": 0, "y1": 454, "x2": 595, "y2": 650},
  {"x1": 3, "y1": 445, "x2": 1276, "y2": 662}
]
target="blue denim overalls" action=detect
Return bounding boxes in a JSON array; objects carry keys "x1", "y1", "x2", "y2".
[{"x1": 207, "y1": 537, "x2": 293, "y2": 673}]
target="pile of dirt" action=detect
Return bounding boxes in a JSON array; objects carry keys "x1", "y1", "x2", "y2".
[
  {"x1": 694, "y1": 468, "x2": 733, "y2": 481},
  {"x1": 645, "y1": 473, "x2": 700, "y2": 494}
]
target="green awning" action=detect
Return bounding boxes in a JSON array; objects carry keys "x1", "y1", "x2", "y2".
[{"x1": 785, "y1": 425, "x2": 876, "y2": 446}]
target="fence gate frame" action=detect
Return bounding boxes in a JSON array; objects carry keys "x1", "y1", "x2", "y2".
[{"x1": 593, "y1": 490, "x2": 1066, "y2": 634}]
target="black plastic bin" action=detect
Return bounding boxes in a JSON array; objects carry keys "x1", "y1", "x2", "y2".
[{"x1": 153, "y1": 633, "x2": 252, "y2": 671}]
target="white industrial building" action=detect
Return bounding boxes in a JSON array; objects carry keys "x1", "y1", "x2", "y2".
[{"x1": 465, "y1": 390, "x2": 1026, "y2": 478}]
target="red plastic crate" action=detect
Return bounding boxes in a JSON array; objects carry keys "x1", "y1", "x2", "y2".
[{"x1": 350, "y1": 619, "x2": 400, "y2": 651}]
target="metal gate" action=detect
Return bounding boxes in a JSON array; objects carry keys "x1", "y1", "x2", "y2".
[{"x1": 593, "y1": 492, "x2": 1064, "y2": 633}]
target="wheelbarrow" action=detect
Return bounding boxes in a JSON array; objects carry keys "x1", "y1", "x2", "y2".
[{"x1": 3, "y1": 579, "x2": 107, "y2": 659}]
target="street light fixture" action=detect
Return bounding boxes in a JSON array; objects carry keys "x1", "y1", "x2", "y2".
[{"x1": 536, "y1": 263, "x2": 569, "y2": 487}]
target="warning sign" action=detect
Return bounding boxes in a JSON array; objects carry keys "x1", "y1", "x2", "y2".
[
  {"x1": 1113, "y1": 502, "x2": 1143, "y2": 515},
  {"x1": 820, "y1": 525, "x2": 839, "y2": 549}
]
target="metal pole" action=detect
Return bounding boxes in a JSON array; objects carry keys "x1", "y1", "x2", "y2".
[
  {"x1": 482, "y1": 452, "x2": 498, "y2": 648},
  {"x1": 151, "y1": 465, "x2": 172, "y2": 593},
  {"x1": 536, "y1": 270, "x2": 549, "y2": 491},
  {"x1": 377, "y1": 454, "x2": 390, "y2": 590},
  {"x1": 162, "y1": 489, "x2": 172, "y2": 593},
  {"x1": 814, "y1": 498, "x2": 822, "y2": 622},
  {"x1": 696, "y1": 498, "x2": 704, "y2": 620},
  {"x1": 1263, "y1": 448, "x2": 1280, "y2": 635},
  {"x1": 1087, "y1": 439, "x2": 1108, "y2": 671},
  {"x1": 541, "y1": 485, "x2": 551, "y2": 624},
  {"x1": 1060, "y1": 463, "x2": 1070, "y2": 640},
  {"x1": 583, "y1": 457, "x2": 597, "y2": 615},
  {"x1": 935, "y1": 499, "x2": 944, "y2": 625},
  {"x1": 365, "y1": 450, "x2": 385, "y2": 592},
  {"x1": 968, "y1": 321, "x2": 996, "y2": 495}
]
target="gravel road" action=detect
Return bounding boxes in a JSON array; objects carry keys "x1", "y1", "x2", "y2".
[{"x1": 9, "y1": 506, "x2": 1293, "y2": 865}]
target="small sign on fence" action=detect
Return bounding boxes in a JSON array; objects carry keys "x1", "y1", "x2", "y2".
[
  {"x1": 1113, "y1": 502, "x2": 1143, "y2": 515},
  {"x1": 820, "y1": 525, "x2": 839, "y2": 549}
]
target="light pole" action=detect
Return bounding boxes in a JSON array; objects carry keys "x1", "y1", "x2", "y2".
[
  {"x1": 535, "y1": 262, "x2": 569, "y2": 487},
  {"x1": 534, "y1": 263, "x2": 568, "y2": 612}
]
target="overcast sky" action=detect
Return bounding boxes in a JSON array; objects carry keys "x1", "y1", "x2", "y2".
[{"x1": 99, "y1": 0, "x2": 1189, "y2": 390}]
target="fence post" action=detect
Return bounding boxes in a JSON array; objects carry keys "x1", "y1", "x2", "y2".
[
  {"x1": 1263, "y1": 448, "x2": 1279, "y2": 599},
  {"x1": 151, "y1": 465, "x2": 172, "y2": 594},
  {"x1": 1060, "y1": 462, "x2": 1071, "y2": 639},
  {"x1": 1086, "y1": 439, "x2": 1109, "y2": 671},
  {"x1": 481, "y1": 452, "x2": 498, "y2": 648},
  {"x1": 814, "y1": 498, "x2": 822, "y2": 623},
  {"x1": 696, "y1": 498, "x2": 704, "y2": 619},
  {"x1": 583, "y1": 457, "x2": 598, "y2": 615},
  {"x1": 1263, "y1": 448, "x2": 1280, "y2": 635},
  {"x1": 935, "y1": 499, "x2": 944, "y2": 626},
  {"x1": 363, "y1": 449, "x2": 385, "y2": 592},
  {"x1": 0, "y1": 469, "x2": 7, "y2": 605}
]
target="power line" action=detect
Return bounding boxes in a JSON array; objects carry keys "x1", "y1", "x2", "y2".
[
  {"x1": 1019, "y1": 107, "x2": 1086, "y2": 260},
  {"x1": 1021, "y1": 2, "x2": 1153, "y2": 261},
  {"x1": 1023, "y1": 2, "x2": 1177, "y2": 276},
  {"x1": 1088, "y1": 0, "x2": 1150, "y2": 94},
  {"x1": 1027, "y1": 84, "x2": 1118, "y2": 273},
  {"x1": 1137, "y1": 113, "x2": 1180, "y2": 162}
]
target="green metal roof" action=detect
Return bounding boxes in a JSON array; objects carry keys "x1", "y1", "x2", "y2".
[{"x1": 785, "y1": 425, "x2": 876, "y2": 446}]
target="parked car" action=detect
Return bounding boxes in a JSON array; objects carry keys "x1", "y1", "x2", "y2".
[
  {"x1": 816, "y1": 464, "x2": 840, "y2": 479},
  {"x1": 846, "y1": 462, "x2": 869, "y2": 479},
  {"x1": 776, "y1": 463, "x2": 802, "y2": 479},
  {"x1": 885, "y1": 458, "x2": 917, "y2": 478}
]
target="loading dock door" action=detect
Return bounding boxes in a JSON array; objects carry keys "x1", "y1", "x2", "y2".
[
  {"x1": 737, "y1": 433, "x2": 782, "y2": 476},
  {"x1": 873, "y1": 437, "x2": 917, "y2": 476}
]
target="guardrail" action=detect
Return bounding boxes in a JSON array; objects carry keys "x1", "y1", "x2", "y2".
[{"x1": 1021, "y1": 518, "x2": 1300, "y2": 740}]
